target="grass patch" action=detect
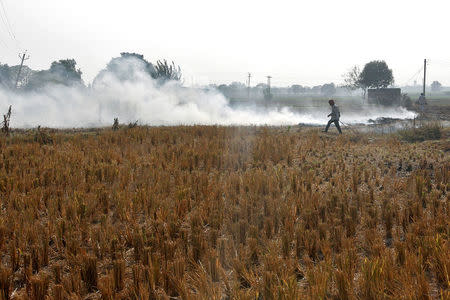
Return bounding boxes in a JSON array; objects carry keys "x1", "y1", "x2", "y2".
[{"x1": 398, "y1": 122, "x2": 442, "y2": 142}]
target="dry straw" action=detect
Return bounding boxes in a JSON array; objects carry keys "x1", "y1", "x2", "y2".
[{"x1": 0, "y1": 126, "x2": 447, "y2": 299}]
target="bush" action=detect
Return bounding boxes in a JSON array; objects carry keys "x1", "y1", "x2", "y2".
[{"x1": 398, "y1": 123, "x2": 442, "y2": 142}]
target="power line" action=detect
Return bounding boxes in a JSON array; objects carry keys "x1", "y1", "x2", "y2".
[
  {"x1": 0, "y1": 12, "x2": 11, "y2": 46},
  {"x1": 0, "y1": 31, "x2": 8, "y2": 49},
  {"x1": 0, "y1": 30, "x2": 15, "y2": 55},
  {"x1": 0, "y1": 0, "x2": 15, "y2": 41},
  {"x1": 403, "y1": 65, "x2": 423, "y2": 86},
  {"x1": 0, "y1": 0, "x2": 20, "y2": 53},
  {"x1": 0, "y1": 7, "x2": 9, "y2": 37}
]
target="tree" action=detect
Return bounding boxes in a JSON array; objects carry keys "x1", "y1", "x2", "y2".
[
  {"x1": 93, "y1": 52, "x2": 155, "y2": 87},
  {"x1": 342, "y1": 65, "x2": 363, "y2": 91},
  {"x1": 0, "y1": 63, "x2": 13, "y2": 89},
  {"x1": 321, "y1": 83, "x2": 336, "y2": 97},
  {"x1": 0, "y1": 63, "x2": 33, "y2": 89},
  {"x1": 50, "y1": 59, "x2": 82, "y2": 83},
  {"x1": 311, "y1": 85, "x2": 322, "y2": 94},
  {"x1": 94, "y1": 53, "x2": 182, "y2": 86},
  {"x1": 291, "y1": 84, "x2": 304, "y2": 94},
  {"x1": 431, "y1": 81, "x2": 442, "y2": 92},
  {"x1": 217, "y1": 84, "x2": 228, "y2": 91},
  {"x1": 232, "y1": 82, "x2": 247, "y2": 89},
  {"x1": 153, "y1": 60, "x2": 182, "y2": 83},
  {"x1": 102, "y1": 52, "x2": 156, "y2": 81},
  {"x1": 25, "y1": 59, "x2": 84, "y2": 90},
  {"x1": 263, "y1": 87, "x2": 273, "y2": 100},
  {"x1": 359, "y1": 60, "x2": 394, "y2": 90}
]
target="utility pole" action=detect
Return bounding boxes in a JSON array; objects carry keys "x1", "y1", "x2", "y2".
[
  {"x1": 247, "y1": 73, "x2": 251, "y2": 100},
  {"x1": 15, "y1": 51, "x2": 30, "y2": 89},
  {"x1": 422, "y1": 59, "x2": 427, "y2": 97},
  {"x1": 267, "y1": 76, "x2": 271, "y2": 94}
]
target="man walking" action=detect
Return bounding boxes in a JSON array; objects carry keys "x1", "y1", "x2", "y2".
[{"x1": 322, "y1": 99, "x2": 342, "y2": 134}]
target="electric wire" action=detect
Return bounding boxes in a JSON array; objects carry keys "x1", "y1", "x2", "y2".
[
  {"x1": 0, "y1": 0, "x2": 21, "y2": 53},
  {"x1": 0, "y1": 29, "x2": 14, "y2": 55},
  {"x1": 0, "y1": 0, "x2": 15, "y2": 41},
  {"x1": 403, "y1": 66, "x2": 423, "y2": 86}
]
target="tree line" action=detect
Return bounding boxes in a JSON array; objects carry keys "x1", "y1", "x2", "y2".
[
  {"x1": 216, "y1": 60, "x2": 397, "y2": 99},
  {"x1": 0, "y1": 52, "x2": 182, "y2": 91},
  {"x1": 1, "y1": 57, "x2": 444, "y2": 96}
]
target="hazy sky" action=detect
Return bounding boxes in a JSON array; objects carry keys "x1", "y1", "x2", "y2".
[{"x1": 1, "y1": 0, "x2": 449, "y2": 86}]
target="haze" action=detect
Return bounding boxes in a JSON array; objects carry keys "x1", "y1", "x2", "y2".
[{"x1": 1, "y1": 0, "x2": 449, "y2": 86}]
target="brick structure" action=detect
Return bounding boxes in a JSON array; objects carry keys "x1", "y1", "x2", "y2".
[{"x1": 367, "y1": 88, "x2": 401, "y2": 106}]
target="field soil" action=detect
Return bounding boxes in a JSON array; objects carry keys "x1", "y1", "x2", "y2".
[{"x1": 412, "y1": 103, "x2": 450, "y2": 121}]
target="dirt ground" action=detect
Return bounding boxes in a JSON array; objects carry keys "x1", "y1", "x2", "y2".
[{"x1": 411, "y1": 103, "x2": 450, "y2": 121}]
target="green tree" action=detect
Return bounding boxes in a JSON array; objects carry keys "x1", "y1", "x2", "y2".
[{"x1": 359, "y1": 60, "x2": 394, "y2": 90}]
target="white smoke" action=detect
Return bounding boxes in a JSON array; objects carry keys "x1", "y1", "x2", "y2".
[{"x1": 0, "y1": 58, "x2": 416, "y2": 128}]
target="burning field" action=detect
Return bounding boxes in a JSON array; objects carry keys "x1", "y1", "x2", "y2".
[{"x1": 0, "y1": 126, "x2": 448, "y2": 299}]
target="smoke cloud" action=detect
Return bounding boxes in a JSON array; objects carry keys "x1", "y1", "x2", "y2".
[{"x1": 0, "y1": 58, "x2": 416, "y2": 128}]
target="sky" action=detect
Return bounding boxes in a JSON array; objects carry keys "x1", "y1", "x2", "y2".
[{"x1": 1, "y1": 0, "x2": 449, "y2": 86}]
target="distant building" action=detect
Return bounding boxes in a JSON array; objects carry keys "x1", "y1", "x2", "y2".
[{"x1": 367, "y1": 88, "x2": 401, "y2": 106}]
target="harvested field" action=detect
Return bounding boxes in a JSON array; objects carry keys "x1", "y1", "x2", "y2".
[{"x1": 0, "y1": 126, "x2": 448, "y2": 299}]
